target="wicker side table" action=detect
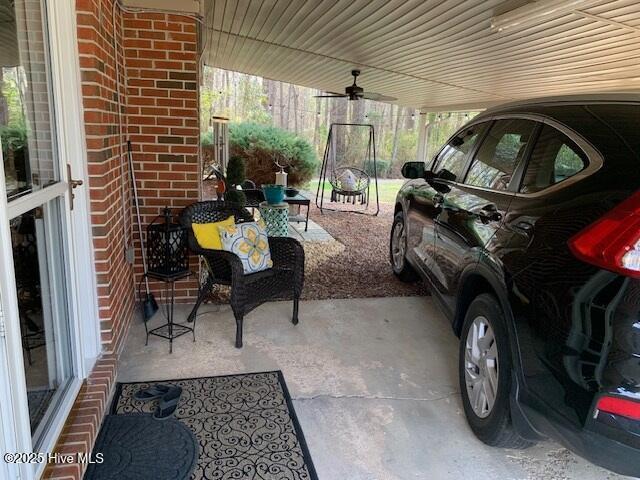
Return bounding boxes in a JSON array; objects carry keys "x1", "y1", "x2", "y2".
[{"x1": 258, "y1": 201, "x2": 289, "y2": 237}]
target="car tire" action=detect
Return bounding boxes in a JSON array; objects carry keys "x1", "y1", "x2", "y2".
[
  {"x1": 459, "y1": 293, "x2": 533, "y2": 449},
  {"x1": 390, "y1": 211, "x2": 418, "y2": 282}
]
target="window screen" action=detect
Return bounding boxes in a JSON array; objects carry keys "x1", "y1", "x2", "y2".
[
  {"x1": 520, "y1": 125, "x2": 587, "y2": 193},
  {"x1": 466, "y1": 119, "x2": 537, "y2": 191}
]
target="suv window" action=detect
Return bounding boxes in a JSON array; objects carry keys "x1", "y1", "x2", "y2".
[
  {"x1": 433, "y1": 124, "x2": 485, "y2": 182},
  {"x1": 465, "y1": 119, "x2": 537, "y2": 191},
  {"x1": 520, "y1": 125, "x2": 587, "y2": 193}
]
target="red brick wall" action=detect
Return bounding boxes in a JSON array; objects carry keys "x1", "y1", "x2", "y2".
[
  {"x1": 77, "y1": 0, "x2": 136, "y2": 354},
  {"x1": 76, "y1": 0, "x2": 200, "y2": 354},
  {"x1": 42, "y1": 2, "x2": 200, "y2": 479},
  {"x1": 123, "y1": 12, "x2": 201, "y2": 303},
  {"x1": 43, "y1": 355, "x2": 117, "y2": 480}
]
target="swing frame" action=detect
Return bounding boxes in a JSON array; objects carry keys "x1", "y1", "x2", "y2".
[{"x1": 315, "y1": 123, "x2": 380, "y2": 216}]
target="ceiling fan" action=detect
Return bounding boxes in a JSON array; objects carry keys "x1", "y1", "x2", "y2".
[{"x1": 314, "y1": 69, "x2": 397, "y2": 102}]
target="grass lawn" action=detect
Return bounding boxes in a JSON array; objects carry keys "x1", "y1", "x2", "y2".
[{"x1": 304, "y1": 178, "x2": 405, "y2": 204}]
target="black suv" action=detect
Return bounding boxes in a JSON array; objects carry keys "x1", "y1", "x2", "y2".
[{"x1": 390, "y1": 96, "x2": 639, "y2": 476}]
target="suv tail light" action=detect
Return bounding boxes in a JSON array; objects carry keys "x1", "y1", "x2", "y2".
[
  {"x1": 596, "y1": 395, "x2": 640, "y2": 421},
  {"x1": 568, "y1": 191, "x2": 640, "y2": 278}
]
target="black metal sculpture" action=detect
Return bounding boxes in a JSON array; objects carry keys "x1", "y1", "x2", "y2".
[{"x1": 315, "y1": 123, "x2": 379, "y2": 216}]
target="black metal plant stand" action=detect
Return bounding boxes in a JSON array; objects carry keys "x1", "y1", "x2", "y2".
[
  {"x1": 144, "y1": 270, "x2": 195, "y2": 354},
  {"x1": 143, "y1": 207, "x2": 195, "y2": 353}
]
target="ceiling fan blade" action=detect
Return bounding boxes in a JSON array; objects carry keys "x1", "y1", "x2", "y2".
[
  {"x1": 314, "y1": 94, "x2": 347, "y2": 98},
  {"x1": 362, "y1": 92, "x2": 397, "y2": 102}
]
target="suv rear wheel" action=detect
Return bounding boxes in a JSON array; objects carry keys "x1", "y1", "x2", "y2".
[
  {"x1": 390, "y1": 211, "x2": 418, "y2": 282},
  {"x1": 459, "y1": 293, "x2": 532, "y2": 448}
]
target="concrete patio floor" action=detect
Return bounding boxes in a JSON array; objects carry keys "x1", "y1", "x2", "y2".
[{"x1": 118, "y1": 297, "x2": 623, "y2": 480}]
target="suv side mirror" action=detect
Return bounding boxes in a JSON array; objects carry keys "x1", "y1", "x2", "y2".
[
  {"x1": 401, "y1": 162, "x2": 426, "y2": 179},
  {"x1": 425, "y1": 168, "x2": 455, "y2": 194},
  {"x1": 435, "y1": 168, "x2": 456, "y2": 182}
]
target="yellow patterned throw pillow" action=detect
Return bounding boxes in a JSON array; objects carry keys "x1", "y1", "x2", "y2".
[
  {"x1": 219, "y1": 219, "x2": 273, "y2": 274},
  {"x1": 191, "y1": 216, "x2": 235, "y2": 250}
]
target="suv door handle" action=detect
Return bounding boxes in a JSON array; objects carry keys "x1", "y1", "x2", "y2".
[
  {"x1": 475, "y1": 204, "x2": 502, "y2": 223},
  {"x1": 513, "y1": 220, "x2": 534, "y2": 234}
]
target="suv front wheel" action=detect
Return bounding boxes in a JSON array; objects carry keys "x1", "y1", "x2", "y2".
[
  {"x1": 459, "y1": 293, "x2": 532, "y2": 449},
  {"x1": 390, "y1": 211, "x2": 418, "y2": 282}
]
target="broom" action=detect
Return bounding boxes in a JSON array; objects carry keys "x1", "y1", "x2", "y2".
[{"x1": 127, "y1": 140, "x2": 158, "y2": 320}]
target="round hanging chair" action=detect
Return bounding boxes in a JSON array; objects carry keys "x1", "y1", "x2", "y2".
[
  {"x1": 316, "y1": 123, "x2": 380, "y2": 215},
  {"x1": 330, "y1": 166, "x2": 370, "y2": 204}
]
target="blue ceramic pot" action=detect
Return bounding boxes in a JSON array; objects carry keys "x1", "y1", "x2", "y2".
[{"x1": 262, "y1": 184, "x2": 285, "y2": 204}]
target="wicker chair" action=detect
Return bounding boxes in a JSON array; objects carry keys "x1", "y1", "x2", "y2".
[{"x1": 179, "y1": 201, "x2": 305, "y2": 348}]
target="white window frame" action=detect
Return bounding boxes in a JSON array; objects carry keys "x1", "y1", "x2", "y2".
[{"x1": 0, "y1": 0, "x2": 101, "y2": 478}]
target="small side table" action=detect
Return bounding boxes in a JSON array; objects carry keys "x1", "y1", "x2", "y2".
[
  {"x1": 284, "y1": 193, "x2": 310, "y2": 231},
  {"x1": 258, "y1": 201, "x2": 289, "y2": 237},
  {"x1": 145, "y1": 269, "x2": 195, "y2": 353}
]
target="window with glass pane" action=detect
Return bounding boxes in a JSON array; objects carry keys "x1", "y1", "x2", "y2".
[
  {"x1": 1, "y1": 0, "x2": 58, "y2": 201},
  {"x1": 1, "y1": 0, "x2": 73, "y2": 446},
  {"x1": 12, "y1": 200, "x2": 73, "y2": 442},
  {"x1": 433, "y1": 124, "x2": 485, "y2": 182},
  {"x1": 520, "y1": 125, "x2": 587, "y2": 193},
  {"x1": 465, "y1": 119, "x2": 537, "y2": 191}
]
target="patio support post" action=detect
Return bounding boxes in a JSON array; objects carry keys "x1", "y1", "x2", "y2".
[{"x1": 416, "y1": 108, "x2": 428, "y2": 163}]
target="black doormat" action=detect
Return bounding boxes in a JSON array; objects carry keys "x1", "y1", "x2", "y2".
[
  {"x1": 110, "y1": 371, "x2": 318, "y2": 480},
  {"x1": 84, "y1": 414, "x2": 198, "y2": 480}
]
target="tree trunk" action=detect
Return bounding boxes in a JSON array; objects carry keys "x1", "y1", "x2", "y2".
[
  {"x1": 331, "y1": 98, "x2": 348, "y2": 164},
  {"x1": 278, "y1": 82, "x2": 284, "y2": 128},
  {"x1": 404, "y1": 107, "x2": 416, "y2": 130},
  {"x1": 352, "y1": 98, "x2": 365, "y2": 123},
  {"x1": 313, "y1": 92, "x2": 320, "y2": 152},
  {"x1": 291, "y1": 84, "x2": 298, "y2": 134},
  {"x1": 283, "y1": 83, "x2": 290, "y2": 129},
  {"x1": 391, "y1": 105, "x2": 404, "y2": 166},
  {"x1": 376, "y1": 103, "x2": 387, "y2": 158},
  {"x1": 224, "y1": 70, "x2": 231, "y2": 111}
]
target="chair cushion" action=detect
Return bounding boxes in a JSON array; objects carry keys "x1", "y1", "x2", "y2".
[
  {"x1": 191, "y1": 215, "x2": 235, "y2": 250},
  {"x1": 337, "y1": 168, "x2": 357, "y2": 191},
  {"x1": 219, "y1": 219, "x2": 273, "y2": 274}
]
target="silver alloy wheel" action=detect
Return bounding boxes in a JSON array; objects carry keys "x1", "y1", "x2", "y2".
[
  {"x1": 391, "y1": 219, "x2": 406, "y2": 271},
  {"x1": 464, "y1": 315, "x2": 499, "y2": 418}
]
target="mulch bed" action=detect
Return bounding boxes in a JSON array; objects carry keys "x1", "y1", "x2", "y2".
[{"x1": 301, "y1": 203, "x2": 428, "y2": 300}]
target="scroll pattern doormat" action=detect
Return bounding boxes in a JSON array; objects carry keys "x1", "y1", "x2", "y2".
[{"x1": 111, "y1": 371, "x2": 318, "y2": 480}]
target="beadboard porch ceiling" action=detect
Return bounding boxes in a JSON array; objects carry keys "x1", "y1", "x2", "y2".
[{"x1": 201, "y1": 0, "x2": 640, "y2": 111}]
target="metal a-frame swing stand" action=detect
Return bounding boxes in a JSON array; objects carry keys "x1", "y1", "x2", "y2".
[{"x1": 315, "y1": 123, "x2": 380, "y2": 216}]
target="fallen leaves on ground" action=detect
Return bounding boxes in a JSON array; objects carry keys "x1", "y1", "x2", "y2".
[{"x1": 302, "y1": 203, "x2": 428, "y2": 300}]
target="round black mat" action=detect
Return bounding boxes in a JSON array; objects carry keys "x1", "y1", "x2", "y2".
[{"x1": 84, "y1": 414, "x2": 198, "y2": 480}]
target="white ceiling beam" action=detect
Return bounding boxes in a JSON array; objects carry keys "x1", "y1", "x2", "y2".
[
  {"x1": 572, "y1": 10, "x2": 640, "y2": 36},
  {"x1": 121, "y1": 0, "x2": 203, "y2": 16}
]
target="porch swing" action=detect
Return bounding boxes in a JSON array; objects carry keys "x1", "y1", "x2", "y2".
[{"x1": 315, "y1": 123, "x2": 380, "y2": 216}]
